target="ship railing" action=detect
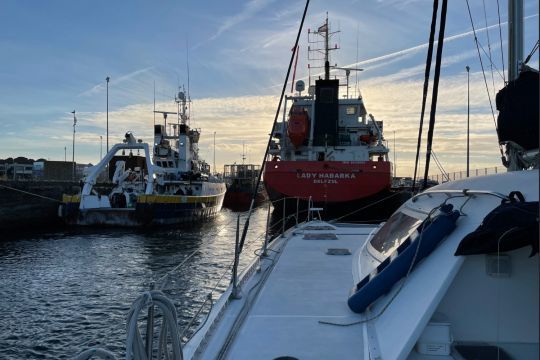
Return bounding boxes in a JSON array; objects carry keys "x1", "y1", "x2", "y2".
[
  {"x1": 427, "y1": 166, "x2": 504, "y2": 183},
  {"x1": 83, "y1": 197, "x2": 310, "y2": 360},
  {"x1": 121, "y1": 197, "x2": 303, "y2": 359},
  {"x1": 186, "y1": 197, "x2": 307, "y2": 342}
]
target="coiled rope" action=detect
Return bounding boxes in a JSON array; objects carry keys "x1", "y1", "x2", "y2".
[
  {"x1": 125, "y1": 290, "x2": 183, "y2": 360},
  {"x1": 75, "y1": 291, "x2": 182, "y2": 360}
]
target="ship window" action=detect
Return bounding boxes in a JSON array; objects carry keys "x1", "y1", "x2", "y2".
[
  {"x1": 346, "y1": 106, "x2": 356, "y2": 115},
  {"x1": 369, "y1": 211, "x2": 424, "y2": 257}
]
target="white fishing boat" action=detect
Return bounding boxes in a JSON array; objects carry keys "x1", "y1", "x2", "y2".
[{"x1": 60, "y1": 91, "x2": 226, "y2": 226}]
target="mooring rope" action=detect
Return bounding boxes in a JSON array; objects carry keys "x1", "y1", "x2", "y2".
[{"x1": 0, "y1": 183, "x2": 62, "y2": 203}]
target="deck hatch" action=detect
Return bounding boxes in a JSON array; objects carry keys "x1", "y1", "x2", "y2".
[
  {"x1": 326, "y1": 248, "x2": 351, "y2": 255},
  {"x1": 303, "y1": 233, "x2": 338, "y2": 240},
  {"x1": 303, "y1": 225, "x2": 335, "y2": 230}
]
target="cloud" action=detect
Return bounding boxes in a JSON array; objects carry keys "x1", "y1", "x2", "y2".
[
  {"x1": 78, "y1": 66, "x2": 154, "y2": 97},
  {"x1": 329, "y1": 14, "x2": 538, "y2": 77},
  {"x1": 209, "y1": 0, "x2": 277, "y2": 41}
]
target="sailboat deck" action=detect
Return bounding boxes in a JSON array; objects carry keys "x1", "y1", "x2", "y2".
[{"x1": 225, "y1": 222, "x2": 376, "y2": 359}]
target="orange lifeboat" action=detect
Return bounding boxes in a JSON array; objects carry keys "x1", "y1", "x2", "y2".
[
  {"x1": 359, "y1": 133, "x2": 376, "y2": 144},
  {"x1": 287, "y1": 106, "x2": 310, "y2": 147}
]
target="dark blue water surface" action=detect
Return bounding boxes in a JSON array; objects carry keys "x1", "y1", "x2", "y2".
[{"x1": 0, "y1": 207, "x2": 274, "y2": 359}]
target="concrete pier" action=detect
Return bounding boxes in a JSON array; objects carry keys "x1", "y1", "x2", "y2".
[{"x1": 0, "y1": 180, "x2": 110, "y2": 233}]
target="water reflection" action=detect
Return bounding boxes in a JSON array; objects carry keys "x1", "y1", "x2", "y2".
[{"x1": 0, "y1": 206, "x2": 270, "y2": 359}]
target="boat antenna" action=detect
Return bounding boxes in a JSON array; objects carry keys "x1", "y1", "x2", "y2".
[
  {"x1": 307, "y1": 13, "x2": 339, "y2": 82},
  {"x1": 237, "y1": 0, "x2": 310, "y2": 255},
  {"x1": 354, "y1": 23, "x2": 360, "y2": 96},
  {"x1": 324, "y1": 14, "x2": 330, "y2": 80},
  {"x1": 153, "y1": 80, "x2": 156, "y2": 127},
  {"x1": 186, "y1": 39, "x2": 192, "y2": 123}
]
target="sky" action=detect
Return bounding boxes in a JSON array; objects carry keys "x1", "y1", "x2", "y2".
[{"x1": 0, "y1": 0, "x2": 538, "y2": 177}]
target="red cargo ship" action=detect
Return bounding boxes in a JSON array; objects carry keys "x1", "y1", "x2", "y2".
[{"x1": 264, "y1": 17, "x2": 397, "y2": 219}]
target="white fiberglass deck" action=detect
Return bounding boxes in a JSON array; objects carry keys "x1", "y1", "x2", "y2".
[{"x1": 227, "y1": 222, "x2": 375, "y2": 359}]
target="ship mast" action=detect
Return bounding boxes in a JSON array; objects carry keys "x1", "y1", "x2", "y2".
[
  {"x1": 323, "y1": 16, "x2": 330, "y2": 80},
  {"x1": 308, "y1": 14, "x2": 339, "y2": 84}
]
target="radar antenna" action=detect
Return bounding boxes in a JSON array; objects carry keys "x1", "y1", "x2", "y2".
[{"x1": 307, "y1": 13, "x2": 340, "y2": 82}]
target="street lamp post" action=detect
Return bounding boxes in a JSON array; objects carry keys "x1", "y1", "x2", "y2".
[
  {"x1": 213, "y1": 131, "x2": 216, "y2": 175},
  {"x1": 64, "y1": 146, "x2": 67, "y2": 162},
  {"x1": 466, "y1": 66, "x2": 470, "y2": 177},
  {"x1": 106, "y1": 76, "x2": 110, "y2": 154},
  {"x1": 71, "y1": 110, "x2": 77, "y2": 181}
]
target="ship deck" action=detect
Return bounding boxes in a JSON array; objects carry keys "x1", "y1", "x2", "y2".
[
  {"x1": 228, "y1": 223, "x2": 374, "y2": 359},
  {"x1": 186, "y1": 221, "x2": 378, "y2": 359}
]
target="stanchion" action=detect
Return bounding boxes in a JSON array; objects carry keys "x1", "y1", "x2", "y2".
[
  {"x1": 281, "y1": 197, "x2": 286, "y2": 237},
  {"x1": 295, "y1": 197, "x2": 299, "y2": 227},
  {"x1": 231, "y1": 215, "x2": 242, "y2": 299},
  {"x1": 262, "y1": 202, "x2": 271, "y2": 257}
]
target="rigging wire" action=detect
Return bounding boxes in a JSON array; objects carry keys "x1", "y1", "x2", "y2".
[
  {"x1": 464, "y1": 0, "x2": 504, "y2": 158},
  {"x1": 237, "y1": 0, "x2": 310, "y2": 255},
  {"x1": 477, "y1": 41, "x2": 505, "y2": 80},
  {"x1": 482, "y1": 0, "x2": 498, "y2": 99},
  {"x1": 0, "y1": 183, "x2": 61, "y2": 203},
  {"x1": 496, "y1": 0, "x2": 506, "y2": 83},
  {"x1": 423, "y1": 0, "x2": 448, "y2": 189},
  {"x1": 431, "y1": 150, "x2": 450, "y2": 182},
  {"x1": 524, "y1": 40, "x2": 540, "y2": 64},
  {"x1": 412, "y1": 0, "x2": 439, "y2": 193}
]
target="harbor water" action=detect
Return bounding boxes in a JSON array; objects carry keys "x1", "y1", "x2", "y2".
[{"x1": 0, "y1": 206, "x2": 275, "y2": 359}]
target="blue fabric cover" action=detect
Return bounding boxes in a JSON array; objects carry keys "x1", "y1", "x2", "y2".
[{"x1": 348, "y1": 207, "x2": 460, "y2": 313}]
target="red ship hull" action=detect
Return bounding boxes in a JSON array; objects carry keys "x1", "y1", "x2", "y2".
[
  {"x1": 264, "y1": 160, "x2": 392, "y2": 203},
  {"x1": 223, "y1": 189, "x2": 268, "y2": 211}
]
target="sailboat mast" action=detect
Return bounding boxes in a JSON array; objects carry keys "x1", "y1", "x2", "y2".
[{"x1": 508, "y1": 0, "x2": 523, "y2": 81}]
